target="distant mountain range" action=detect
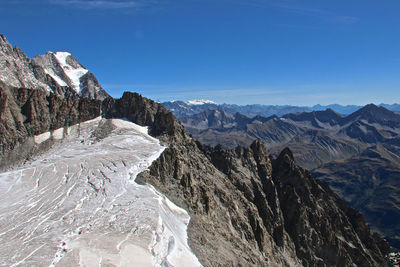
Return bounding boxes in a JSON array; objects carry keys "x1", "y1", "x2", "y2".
[
  {"x1": 166, "y1": 103, "x2": 400, "y2": 250},
  {"x1": 163, "y1": 100, "x2": 400, "y2": 118}
]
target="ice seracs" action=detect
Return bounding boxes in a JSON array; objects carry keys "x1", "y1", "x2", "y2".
[{"x1": 0, "y1": 118, "x2": 201, "y2": 267}]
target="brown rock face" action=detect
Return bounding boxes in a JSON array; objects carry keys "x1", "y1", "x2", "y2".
[
  {"x1": 102, "y1": 92, "x2": 180, "y2": 137},
  {"x1": 0, "y1": 82, "x2": 101, "y2": 167}
]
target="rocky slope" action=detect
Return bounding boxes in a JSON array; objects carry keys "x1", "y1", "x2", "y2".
[
  {"x1": 177, "y1": 107, "x2": 367, "y2": 169},
  {"x1": 314, "y1": 144, "x2": 400, "y2": 250},
  {"x1": 0, "y1": 34, "x2": 109, "y2": 100},
  {"x1": 175, "y1": 104, "x2": 400, "y2": 251},
  {"x1": 177, "y1": 104, "x2": 400, "y2": 168},
  {"x1": 104, "y1": 92, "x2": 390, "y2": 266}
]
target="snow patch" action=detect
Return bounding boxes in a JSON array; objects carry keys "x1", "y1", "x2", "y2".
[
  {"x1": 52, "y1": 127, "x2": 65, "y2": 140},
  {"x1": 44, "y1": 68, "x2": 68, "y2": 87},
  {"x1": 33, "y1": 116, "x2": 102, "y2": 144},
  {"x1": 112, "y1": 118, "x2": 150, "y2": 136},
  {"x1": 34, "y1": 131, "x2": 51, "y2": 144}
]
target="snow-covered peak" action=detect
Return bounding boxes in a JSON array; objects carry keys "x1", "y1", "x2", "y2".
[
  {"x1": 0, "y1": 34, "x2": 110, "y2": 100},
  {"x1": 187, "y1": 99, "x2": 217, "y2": 105},
  {"x1": 51, "y1": 51, "x2": 88, "y2": 93},
  {"x1": 53, "y1": 51, "x2": 71, "y2": 65}
]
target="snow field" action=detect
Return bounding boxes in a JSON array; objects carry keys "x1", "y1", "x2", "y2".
[
  {"x1": 0, "y1": 118, "x2": 201, "y2": 267},
  {"x1": 53, "y1": 52, "x2": 88, "y2": 93}
]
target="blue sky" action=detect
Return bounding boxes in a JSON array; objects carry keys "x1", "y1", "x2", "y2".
[{"x1": 1, "y1": 0, "x2": 400, "y2": 105}]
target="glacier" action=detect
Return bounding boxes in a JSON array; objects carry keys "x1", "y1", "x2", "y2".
[{"x1": 0, "y1": 117, "x2": 201, "y2": 266}]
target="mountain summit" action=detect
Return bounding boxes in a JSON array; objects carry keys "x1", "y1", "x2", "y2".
[
  {"x1": 0, "y1": 34, "x2": 109, "y2": 100},
  {"x1": 342, "y1": 103, "x2": 400, "y2": 127}
]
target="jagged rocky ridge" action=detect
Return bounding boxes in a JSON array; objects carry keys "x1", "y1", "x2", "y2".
[
  {"x1": 132, "y1": 96, "x2": 391, "y2": 266},
  {"x1": 0, "y1": 34, "x2": 109, "y2": 100},
  {"x1": 174, "y1": 104, "x2": 400, "y2": 250},
  {"x1": 0, "y1": 84, "x2": 391, "y2": 265},
  {"x1": 176, "y1": 105, "x2": 400, "y2": 170}
]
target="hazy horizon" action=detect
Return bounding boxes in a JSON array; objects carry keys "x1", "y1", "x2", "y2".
[{"x1": 162, "y1": 99, "x2": 399, "y2": 107}]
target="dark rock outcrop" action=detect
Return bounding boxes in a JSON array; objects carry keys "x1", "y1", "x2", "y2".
[
  {"x1": 0, "y1": 82, "x2": 101, "y2": 167},
  {"x1": 272, "y1": 148, "x2": 390, "y2": 266}
]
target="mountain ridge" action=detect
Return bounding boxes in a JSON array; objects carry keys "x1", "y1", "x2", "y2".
[
  {"x1": 163, "y1": 99, "x2": 400, "y2": 119},
  {"x1": 173, "y1": 103, "x2": 400, "y2": 250}
]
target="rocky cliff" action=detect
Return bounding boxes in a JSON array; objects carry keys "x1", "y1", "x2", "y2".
[
  {"x1": 0, "y1": 82, "x2": 101, "y2": 167},
  {"x1": 314, "y1": 144, "x2": 400, "y2": 250}
]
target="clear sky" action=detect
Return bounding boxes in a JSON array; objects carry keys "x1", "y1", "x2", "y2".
[{"x1": 1, "y1": 0, "x2": 399, "y2": 105}]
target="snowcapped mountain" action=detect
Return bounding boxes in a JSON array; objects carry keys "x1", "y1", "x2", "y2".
[
  {"x1": 187, "y1": 99, "x2": 217, "y2": 105},
  {"x1": 34, "y1": 51, "x2": 88, "y2": 93},
  {"x1": 0, "y1": 117, "x2": 200, "y2": 266},
  {"x1": 0, "y1": 34, "x2": 109, "y2": 100}
]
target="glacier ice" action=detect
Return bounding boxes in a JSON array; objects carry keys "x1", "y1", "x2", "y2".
[{"x1": 0, "y1": 118, "x2": 201, "y2": 267}]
